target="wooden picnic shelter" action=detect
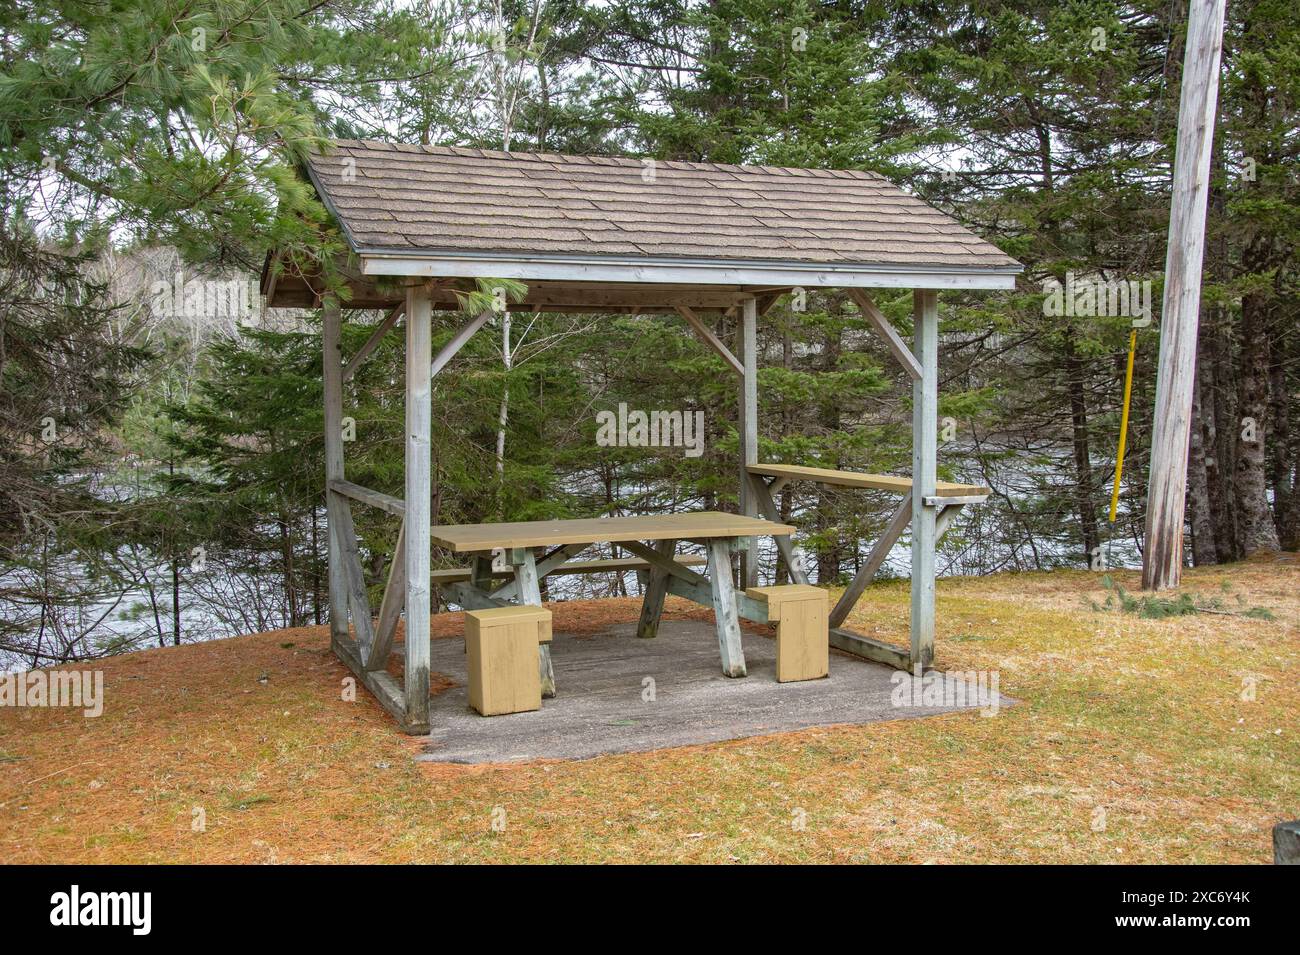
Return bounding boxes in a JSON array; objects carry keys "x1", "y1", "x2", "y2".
[{"x1": 261, "y1": 141, "x2": 1022, "y2": 733}]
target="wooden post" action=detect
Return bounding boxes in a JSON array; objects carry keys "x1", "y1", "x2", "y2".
[
  {"x1": 404, "y1": 284, "x2": 433, "y2": 729},
  {"x1": 1142, "y1": 0, "x2": 1226, "y2": 591},
  {"x1": 511, "y1": 548, "x2": 554, "y2": 698},
  {"x1": 367, "y1": 520, "x2": 405, "y2": 671},
  {"x1": 739, "y1": 296, "x2": 759, "y2": 586},
  {"x1": 322, "y1": 296, "x2": 348, "y2": 645},
  {"x1": 635, "y1": 539, "x2": 677, "y2": 638},
  {"x1": 910, "y1": 290, "x2": 939, "y2": 670},
  {"x1": 705, "y1": 538, "x2": 747, "y2": 678}
]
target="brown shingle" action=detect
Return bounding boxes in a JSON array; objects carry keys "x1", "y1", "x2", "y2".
[{"x1": 307, "y1": 140, "x2": 1020, "y2": 271}]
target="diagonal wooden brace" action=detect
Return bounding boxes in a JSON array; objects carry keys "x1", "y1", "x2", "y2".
[
  {"x1": 828, "y1": 492, "x2": 913, "y2": 630},
  {"x1": 746, "y1": 472, "x2": 810, "y2": 585},
  {"x1": 365, "y1": 519, "x2": 405, "y2": 671}
]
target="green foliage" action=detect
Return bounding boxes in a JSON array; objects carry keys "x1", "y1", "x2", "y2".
[
  {"x1": 3, "y1": 0, "x2": 1297, "y2": 661},
  {"x1": 1091, "y1": 575, "x2": 1275, "y2": 620}
]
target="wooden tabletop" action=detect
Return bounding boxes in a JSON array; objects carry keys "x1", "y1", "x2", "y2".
[
  {"x1": 430, "y1": 511, "x2": 796, "y2": 552},
  {"x1": 748, "y1": 463, "x2": 990, "y2": 497}
]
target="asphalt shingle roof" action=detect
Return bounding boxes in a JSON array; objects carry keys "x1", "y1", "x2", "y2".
[{"x1": 307, "y1": 140, "x2": 1020, "y2": 273}]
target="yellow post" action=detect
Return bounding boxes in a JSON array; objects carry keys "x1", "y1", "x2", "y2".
[{"x1": 1109, "y1": 328, "x2": 1139, "y2": 523}]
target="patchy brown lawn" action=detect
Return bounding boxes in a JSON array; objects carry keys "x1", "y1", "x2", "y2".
[{"x1": 1, "y1": 559, "x2": 1295, "y2": 863}]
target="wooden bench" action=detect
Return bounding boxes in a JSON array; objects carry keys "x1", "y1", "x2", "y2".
[
  {"x1": 745, "y1": 585, "x2": 829, "y2": 682},
  {"x1": 746, "y1": 462, "x2": 991, "y2": 672},
  {"x1": 464, "y1": 606, "x2": 552, "y2": 716}
]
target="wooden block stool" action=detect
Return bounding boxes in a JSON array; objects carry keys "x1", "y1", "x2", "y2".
[
  {"x1": 464, "y1": 605, "x2": 553, "y2": 716},
  {"x1": 745, "y1": 585, "x2": 829, "y2": 682}
]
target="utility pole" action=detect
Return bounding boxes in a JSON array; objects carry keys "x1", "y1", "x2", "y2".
[{"x1": 1142, "y1": 0, "x2": 1227, "y2": 591}]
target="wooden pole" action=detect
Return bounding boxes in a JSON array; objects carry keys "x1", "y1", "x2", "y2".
[
  {"x1": 322, "y1": 296, "x2": 348, "y2": 645},
  {"x1": 910, "y1": 290, "x2": 939, "y2": 670},
  {"x1": 739, "y1": 297, "x2": 759, "y2": 586},
  {"x1": 404, "y1": 284, "x2": 433, "y2": 728},
  {"x1": 1142, "y1": 0, "x2": 1226, "y2": 591}
]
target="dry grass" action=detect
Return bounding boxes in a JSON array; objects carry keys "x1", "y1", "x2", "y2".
[{"x1": 1, "y1": 559, "x2": 1295, "y2": 863}]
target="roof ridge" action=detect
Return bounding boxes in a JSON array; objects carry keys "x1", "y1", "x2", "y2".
[{"x1": 325, "y1": 138, "x2": 888, "y2": 181}]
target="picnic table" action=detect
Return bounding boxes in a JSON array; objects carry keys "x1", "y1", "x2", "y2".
[{"x1": 429, "y1": 511, "x2": 796, "y2": 696}]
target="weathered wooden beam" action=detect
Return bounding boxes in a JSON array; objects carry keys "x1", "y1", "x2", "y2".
[
  {"x1": 470, "y1": 554, "x2": 495, "y2": 591},
  {"x1": 922, "y1": 494, "x2": 987, "y2": 507},
  {"x1": 329, "y1": 493, "x2": 377, "y2": 662},
  {"x1": 367, "y1": 520, "x2": 405, "y2": 672},
  {"x1": 322, "y1": 297, "x2": 349, "y2": 645},
  {"x1": 444, "y1": 581, "x2": 511, "y2": 611},
  {"x1": 494, "y1": 283, "x2": 748, "y2": 311},
  {"x1": 935, "y1": 503, "x2": 961, "y2": 542},
  {"x1": 343, "y1": 302, "x2": 405, "y2": 382},
  {"x1": 739, "y1": 296, "x2": 759, "y2": 587},
  {"x1": 431, "y1": 308, "x2": 493, "y2": 379},
  {"x1": 911, "y1": 289, "x2": 939, "y2": 670},
  {"x1": 829, "y1": 627, "x2": 910, "y2": 671},
  {"x1": 663, "y1": 573, "x2": 769, "y2": 626},
  {"x1": 675, "y1": 305, "x2": 744, "y2": 375},
  {"x1": 707, "y1": 538, "x2": 747, "y2": 677},
  {"x1": 490, "y1": 543, "x2": 585, "y2": 601},
  {"x1": 328, "y1": 479, "x2": 405, "y2": 518},
  {"x1": 845, "y1": 288, "x2": 923, "y2": 382},
  {"x1": 616, "y1": 539, "x2": 707, "y2": 586},
  {"x1": 755, "y1": 292, "x2": 782, "y2": 317},
  {"x1": 828, "y1": 492, "x2": 913, "y2": 629},
  {"x1": 361, "y1": 255, "x2": 1018, "y2": 291},
  {"x1": 747, "y1": 473, "x2": 809, "y2": 585},
  {"x1": 404, "y1": 283, "x2": 433, "y2": 729},
  {"x1": 1142, "y1": 0, "x2": 1227, "y2": 591},
  {"x1": 636, "y1": 539, "x2": 676, "y2": 639},
  {"x1": 333, "y1": 627, "x2": 426, "y2": 733}
]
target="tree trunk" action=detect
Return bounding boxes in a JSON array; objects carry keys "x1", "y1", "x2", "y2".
[
  {"x1": 1282, "y1": 462, "x2": 1300, "y2": 551},
  {"x1": 311, "y1": 505, "x2": 321, "y2": 626},
  {"x1": 1268, "y1": 358, "x2": 1291, "y2": 531},
  {"x1": 496, "y1": 316, "x2": 511, "y2": 476},
  {"x1": 1062, "y1": 329, "x2": 1100, "y2": 564},
  {"x1": 1234, "y1": 285, "x2": 1280, "y2": 553},
  {"x1": 1187, "y1": 363, "x2": 1217, "y2": 564},
  {"x1": 1207, "y1": 305, "x2": 1240, "y2": 560},
  {"x1": 171, "y1": 554, "x2": 181, "y2": 645}
]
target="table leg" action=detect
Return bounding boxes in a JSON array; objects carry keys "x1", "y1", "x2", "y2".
[
  {"x1": 470, "y1": 554, "x2": 494, "y2": 590},
  {"x1": 511, "y1": 548, "x2": 554, "y2": 698},
  {"x1": 705, "y1": 538, "x2": 747, "y2": 678},
  {"x1": 636, "y1": 539, "x2": 676, "y2": 638}
]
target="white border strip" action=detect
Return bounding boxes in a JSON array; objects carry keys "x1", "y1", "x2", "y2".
[{"x1": 360, "y1": 253, "x2": 1020, "y2": 290}]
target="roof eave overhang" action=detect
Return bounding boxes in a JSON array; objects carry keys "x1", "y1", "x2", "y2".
[{"x1": 358, "y1": 249, "x2": 1022, "y2": 291}]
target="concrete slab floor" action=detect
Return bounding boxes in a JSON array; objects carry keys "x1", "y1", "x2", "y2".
[{"x1": 419, "y1": 619, "x2": 1010, "y2": 764}]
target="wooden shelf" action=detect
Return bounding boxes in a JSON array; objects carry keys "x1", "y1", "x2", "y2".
[{"x1": 748, "y1": 463, "x2": 990, "y2": 497}]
